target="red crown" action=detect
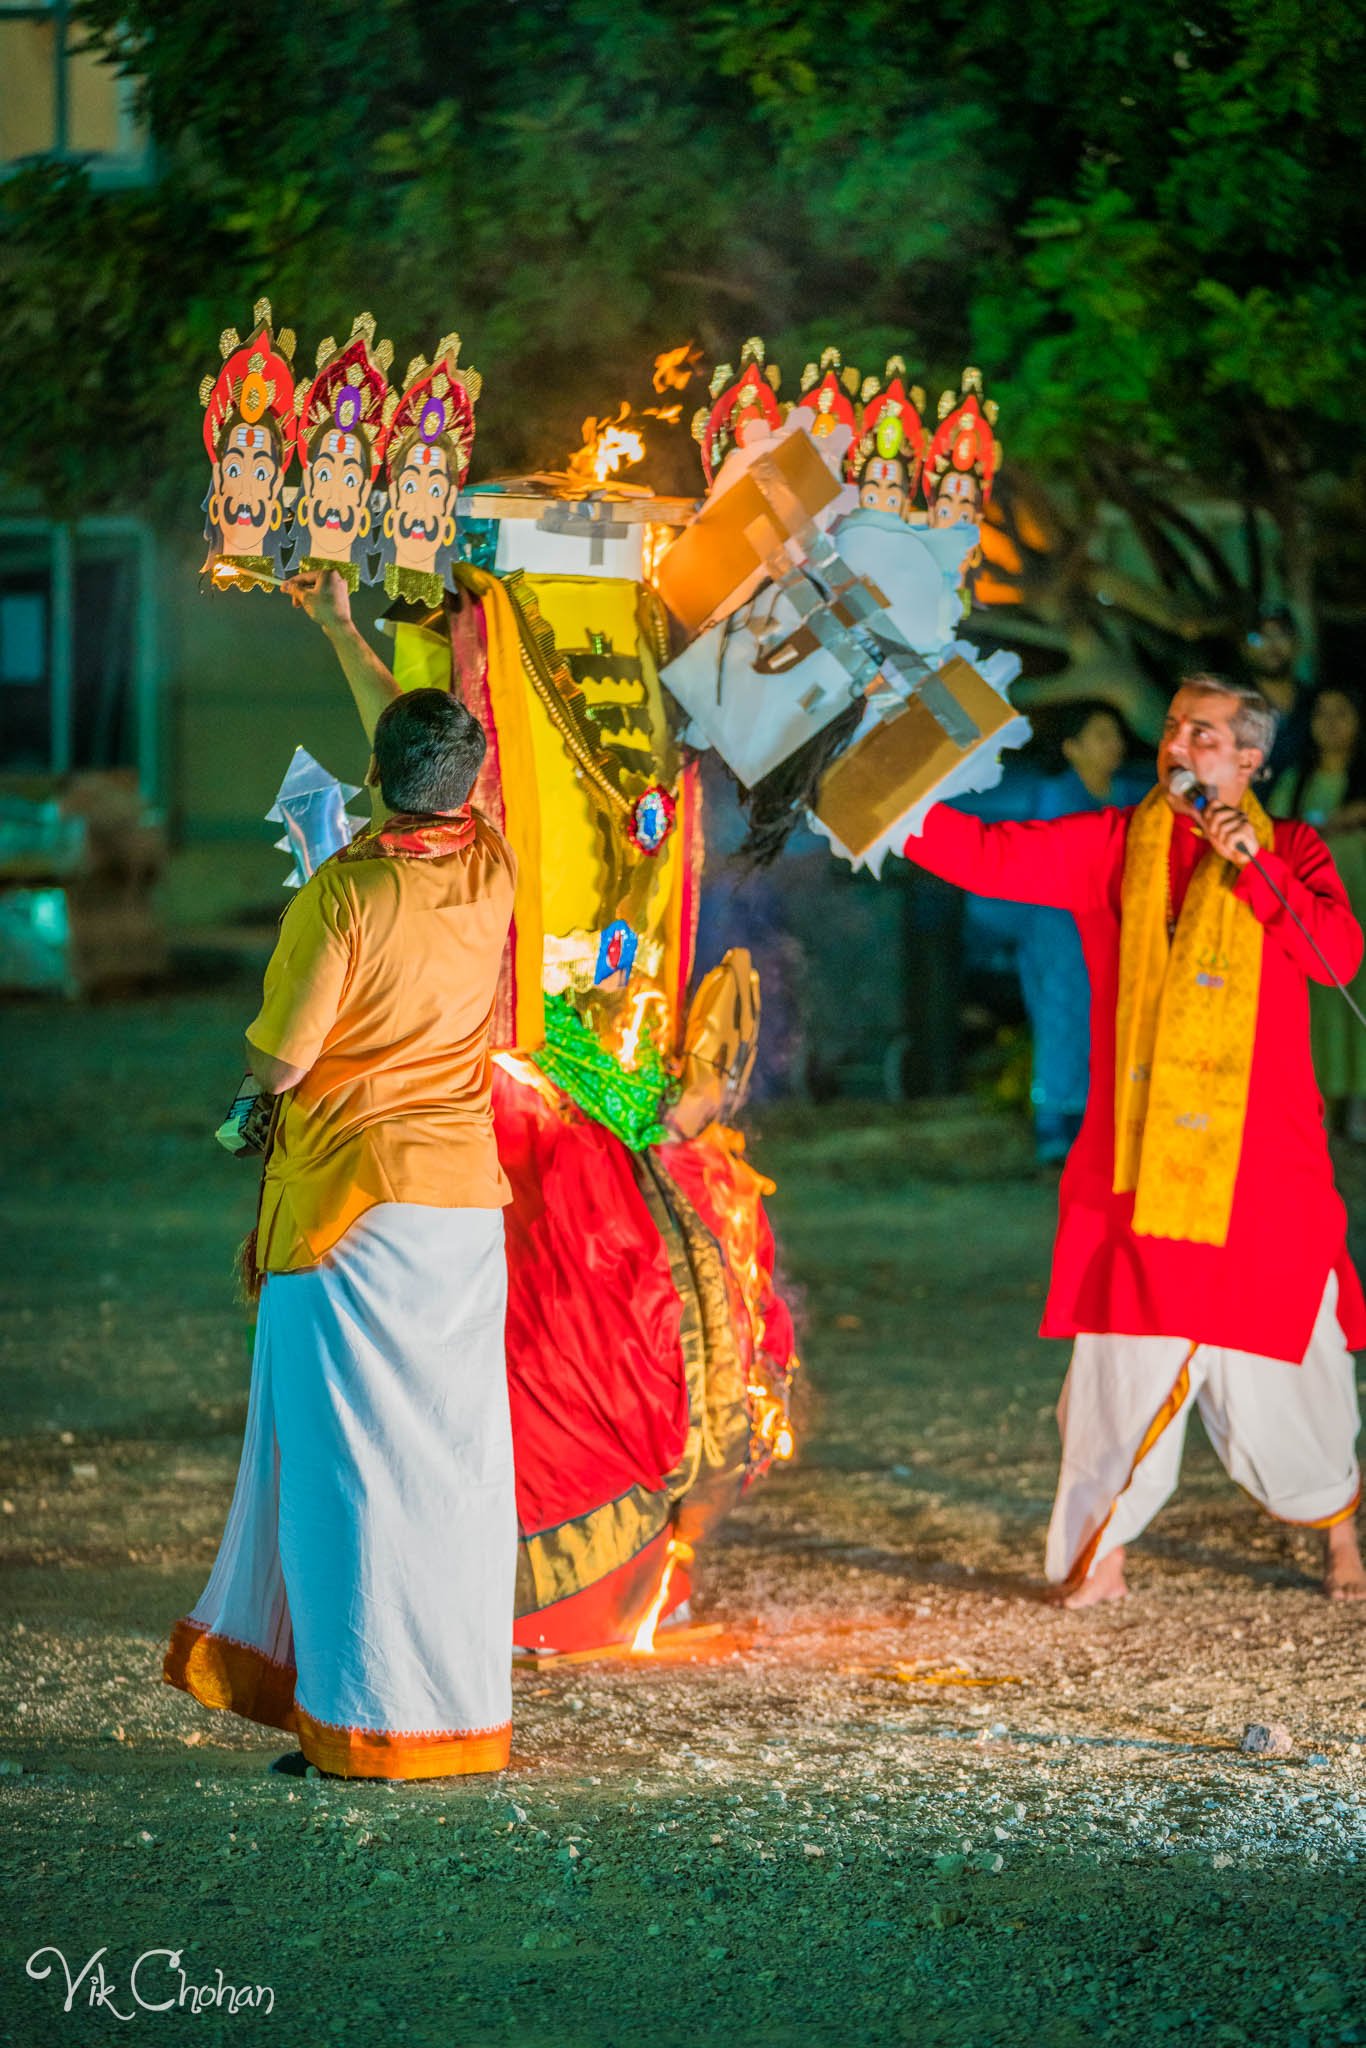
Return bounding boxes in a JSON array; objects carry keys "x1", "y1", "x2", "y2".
[
  {"x1": 691, "y1": 339, "x2": 783, "y2": 484},
  {"x1": 382, "y1": 334, "x2": 481, "y2": 487},
  {"x1": 923, "y1": 368, "x2": 1000, "y2": 514},
  {"x1": 852, "y1": 358, "x2": 927, "y2": 491},
  {"x1": 297, "y1": 314, "x2": 394, "y2": 480},
  {"x1": 199, "y1": 298, "x2": 298, "y2": 470},
  {"x1": 796, "y1": 348, "x2": 859, "y2": 449}
]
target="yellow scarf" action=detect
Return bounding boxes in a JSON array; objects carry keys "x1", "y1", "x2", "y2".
[{"x1": 1113, "y1": 785, "x2": 1274, "y2": 1245}]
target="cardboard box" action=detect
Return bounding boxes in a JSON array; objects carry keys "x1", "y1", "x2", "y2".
[
  {"x1": 655, "y1": 431, "x2": 841, "y2": 638},
  {"x1": 813, "y1": 655, "x2": 1017, "y2": 859}
]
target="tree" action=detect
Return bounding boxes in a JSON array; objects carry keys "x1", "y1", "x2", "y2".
[{"x1": 2, "y1": 0, "x2": 1362, "y2": 685}]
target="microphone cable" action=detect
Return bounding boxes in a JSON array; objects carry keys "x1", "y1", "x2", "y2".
[
  {"x1": 1241, "y1": 851, "x2": 1366, "y2": 1032},
  {"x1": 1175, "y1": 774, "x2": 1366, "y2": 1033}
]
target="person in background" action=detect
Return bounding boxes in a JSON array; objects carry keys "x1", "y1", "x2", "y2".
[
  {"x1": 1018, "y1": 702, "x2": 1149, "y2": 1164},
  {"x1": 1272, "y1": 685, "x2": 1366, "y2": 1140},
  {"x1": 1246, "y1": 601, "x2": 1311, "y2": 783}
]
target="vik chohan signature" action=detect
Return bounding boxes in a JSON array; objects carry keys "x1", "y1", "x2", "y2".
[{"x1": 26, "y1": 1945, "x2": 275, "y2": 2020}]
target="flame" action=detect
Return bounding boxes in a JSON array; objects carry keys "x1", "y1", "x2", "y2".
[
  {"x1": 748, "y1": 1379, "x2": 795, "y2": 1463},
  {"x1": 653, "y1": 343, "x2": 703, "y2": 395},
  {"x1": 566, "y1": 401, "x2": 646, "y2": 485},
  {"x1": 493, "y1": 1050, "x2": 567, "y2": 1110},
  {"x1": 629, "y1": 1537, "x2": 694, "y2": 1653},
  {"x1": 613, "y1": 986, "x2": 668, "y2": 1070},
  {"x1": 210, "y1": 559, "x2": 285, "y2": 592},
  {"x1": 688, "y1": 1125, "x2": 798, "y2": 1469},
  {"x1": 559, "y1": 358, "x2": 693, "y2": 486},
  {"x1": 641, "y1": 521, "x2": 675, "y2": 588}
]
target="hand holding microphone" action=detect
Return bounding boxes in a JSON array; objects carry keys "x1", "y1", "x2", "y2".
[{"x1": 1166, "y1": 767, "x2": 1257, "y2": 866}]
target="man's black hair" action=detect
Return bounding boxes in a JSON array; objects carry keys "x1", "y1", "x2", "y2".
[{"x1": 371, "y1": 689, "x2": 486, "y2": 813}]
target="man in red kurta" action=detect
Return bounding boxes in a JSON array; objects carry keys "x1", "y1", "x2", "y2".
[{"x1": 904, "y1": 676, "x2": 1366, "y2": 1604}]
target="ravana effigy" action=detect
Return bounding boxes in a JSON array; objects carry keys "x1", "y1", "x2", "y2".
[{"x1": 190, "y1": 302, "x2": 1028, "y2": 1664}]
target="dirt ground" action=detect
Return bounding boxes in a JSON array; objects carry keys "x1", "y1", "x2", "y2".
[{"x1": 3, "y1": 982, "x2": 1365, "y2": 2048}]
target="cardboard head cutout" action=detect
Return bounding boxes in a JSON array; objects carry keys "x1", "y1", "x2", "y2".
[
  {"x1": 690, "y1": 339, "x2": 783, "y2": 486},
  {"x1": 200, "y1": 299, "x2": 298, "y2": 582},
  {"x1": 292, "y1": 315, "x2": 394, "y2": 589},
  {"x1": 924, "y1": 368, "x2": 1000, "y2": 529},
  {"x1": 851, "y1": 359, "x2": 927, "y2": 521},
  {"x1": 379, "y1": 335, "x2": 481, "y2": 607}
]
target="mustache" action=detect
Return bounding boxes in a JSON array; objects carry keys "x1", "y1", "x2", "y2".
[
  {"x1": 222, "y1": 495, "x2": 268, "y2": 529},
  {"x1": 311, "y1": 501, "x2": 356, "y2": 533},
  {"x1": 398, "y1": 509, "x2": 441, "y2": 542}
]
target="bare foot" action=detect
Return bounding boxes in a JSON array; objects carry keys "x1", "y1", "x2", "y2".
[
  {"x1": 1055, "y1": 1546, "x2": 1128, "y2": 1609},
  {"x1": 1324, "y1": 1519, "x2": 1366, "y2": 1601}
]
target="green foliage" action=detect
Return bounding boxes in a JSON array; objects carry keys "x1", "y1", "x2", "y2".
[{"x1": 1, "y1": 0, "x2": 1363, "y2": 545}]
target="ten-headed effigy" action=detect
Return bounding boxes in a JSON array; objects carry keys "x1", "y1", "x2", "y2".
[{"x1": 198, "y1": 302, "x2": 1027, "y2": 1654}]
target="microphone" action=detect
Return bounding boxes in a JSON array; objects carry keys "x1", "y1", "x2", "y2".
[{"x1": 1166, "y1": 766, "x2": 1210, "y2": 811}]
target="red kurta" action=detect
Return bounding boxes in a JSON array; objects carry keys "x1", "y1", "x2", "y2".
[{"x1": 907, "y1": 804, "x2": 1366, "y2": 1363}]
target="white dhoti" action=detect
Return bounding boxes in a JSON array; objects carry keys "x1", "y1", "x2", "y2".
[
  {"x1": 1045, "y1": 1274, "x2": 1362, "y2": 1586},
  {"x1": 165, "y1": 1203, "x2": 516, "y2": 1777}
]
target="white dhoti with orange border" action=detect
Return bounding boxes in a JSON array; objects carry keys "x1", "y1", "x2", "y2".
[
  {"x1": 1046, "y1": 1273, "x2": 1362, "y2": 1588},
  {"x1": 164, "y1": 1203, "x2": 515, "y2": 1778}
]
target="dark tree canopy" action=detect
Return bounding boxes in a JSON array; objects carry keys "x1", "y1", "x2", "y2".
[{"x1": 2, "y1": 0, "x2": 1363, "y2": 663}]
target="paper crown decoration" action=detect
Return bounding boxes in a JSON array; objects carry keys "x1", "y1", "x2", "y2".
[
  {"x1": 379, "y1": 334, "x2": 482, "y2": 606},
  {"x1": 297, "y1": 314, "x2": 394, "y2": 479},
  {"x1": 796, "y1": 348, "x2": 860, "y2": 443},
  {"x1": 691, "y1": 338, "x2": 784, "y2": 485},
  {"x1": 290, "y1": 314, "x2": 395, "y2": 589},
  {"x1": 923, "y1": 367, "x2": 1000, "y2": 524},
  {"x1": 200, "y1": 298, "x2": 298, "y2": 467},
  {"x1": 851, "y1": 357, "x2": 928, "y2": 501},
  {"x1": 199, "y1": 298, "x2": 299, "y2": 577},
  {"x1": 383, "y1": 334, "x2": 481, "y2": 488},
  {"x1": 689, "y1": 347, "x2": 1003, "y2": 524}
]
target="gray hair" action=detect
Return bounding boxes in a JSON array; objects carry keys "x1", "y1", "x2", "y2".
[{"x1": 1178, "y1": 673, "x2": 1278, "y2": 764}]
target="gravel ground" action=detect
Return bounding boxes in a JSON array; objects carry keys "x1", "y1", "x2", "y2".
[{"x1": 2, "y1": 985, "x2": 1365, "y2": 2048}]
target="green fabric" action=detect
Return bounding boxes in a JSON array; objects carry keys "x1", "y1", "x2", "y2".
[{"x1": 532, "y1": 993, "x2": 675, "y2": 1151}]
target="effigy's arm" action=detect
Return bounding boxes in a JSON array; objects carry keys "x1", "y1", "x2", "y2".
[{"x1": 288, "y1": 568, "x2": 400, "y2": 742}]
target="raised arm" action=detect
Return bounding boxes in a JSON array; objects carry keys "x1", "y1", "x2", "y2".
[
  {"x1": 903, "y1": 802, "x2": 1120, "y2": 913},
  {"x1": 1232, "y1": 823, "x2": 1364, "y2": 986},
  {"x1": 288, "y1": 569, "x2": 400, "y2": 742}
]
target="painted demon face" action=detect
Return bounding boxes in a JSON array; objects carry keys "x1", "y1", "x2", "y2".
[
  {"x1": 215, "y1": 423, "x2": 283, "y2": 555},
  {"x1": 930, "y1": 471, "x2": 982, "y2": 528},
  {"x1": 859, "y1": 456, "x2": 911, "y2": 521},
  {"x1": 392, "y1": 441, "x2": 456, "y2": 573},
  {"x1": 303, "y1": 429, "x2": 369, "y2": 564}
]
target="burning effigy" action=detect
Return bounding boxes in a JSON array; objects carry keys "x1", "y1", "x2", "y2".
[
  {"x1": 200, "y1": 303, "x2": 795, "y2": 1655},
  {"x1": 198, "y1": 305, "x2": 1024, "y2": 1657}
]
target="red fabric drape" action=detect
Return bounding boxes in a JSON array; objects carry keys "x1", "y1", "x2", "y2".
[{"x1": 493, "y1": 1067, "x2": 691, "y2": 1536}]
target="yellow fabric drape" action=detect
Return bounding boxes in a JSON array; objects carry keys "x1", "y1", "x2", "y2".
[
  {"x1": 455, "y1": 568, "x2": 546, "y2": 1050},
  {"x1": 394, "y1": 573, "x2": 546, "y2": 1051},
  {"x1": 1113, "y1": 785, "x2": 1275, "y2": 1246}
]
